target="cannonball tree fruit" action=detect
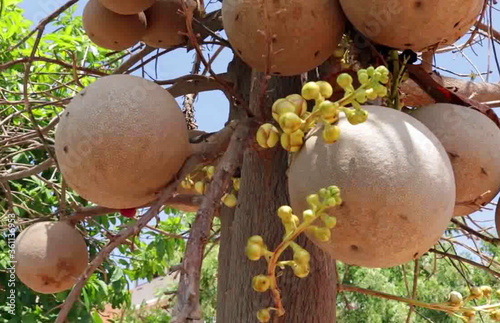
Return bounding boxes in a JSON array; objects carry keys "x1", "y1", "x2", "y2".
[
  {"x1": 288, "y1": 106, "x2": 456, "y2": 268},
  {"x1": 14, "y1": 221, "x2": 88, "y2": 294},
  {"x1": 142, "y1": 0, "x2": 186, "y2": 49},
  {"x1": 496, "y1": 201, "x2": 500, "y2": 239},
  {"x1": 410, "y1": 103, "x2": 500, "y2": 216},
  {"x1": 99, "y1": 0, "x2": 156, "y2": 15},
  {"x1": 83, "y1": 0, "x2": 146, "y2": 51},
  {"x1": 339, "y1": 0, "x2": 484, "y2": 51},
  {"x1": 222, "y1": 0, "x2": 345, "y2": 76},
  {"x1": 55, "y1": 74, "x2": 191, "y2": 209}
]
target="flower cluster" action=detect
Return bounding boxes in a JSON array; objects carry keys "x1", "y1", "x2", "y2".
[
  {"x1": 256, "y1": 66, "x2": 390, "y2": 152},
  {"x1": 245, "y1": 186, "x2": 342, "y2": 322},
  {"x1": 181, "y1": 166, "x2": 240, "y2": 208}
]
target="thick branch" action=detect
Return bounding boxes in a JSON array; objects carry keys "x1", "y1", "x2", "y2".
[
  {"x1": 171, "y1": 121, "x2": 250, "y2": 322},
  {"x1": 166, "y1": 74, "x2": 228, "y2": 97},
  {"x1": 406, "y1": 65, "x2": 500, "y2": 128}
]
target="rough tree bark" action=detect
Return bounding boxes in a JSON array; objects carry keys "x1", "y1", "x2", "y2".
[{"x1": 216, "y1": 58, "x2": 338, "y2": 322}]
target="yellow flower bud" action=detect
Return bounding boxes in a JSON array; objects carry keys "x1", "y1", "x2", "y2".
[
  {"x1": 280, "y1": 130, "x2": 304, "y2": 152},
  {"x1": 194, "y1": 181, "x2": 205, "y2": 195},
  {"x1": 279, "y1": 112, "x2": 302, "y2": 134},
  {"x1": 272, "y1": 98, "x2": 296, "y2": 122},
  {"x1": 245, "y1": 242, "x2": 262, "y2": 261},
  {"x1": 337, "y1": 73, "x2": 353, "y2": 89},
  {"x1": 248, "y1": 235, "x2": 264, "y2": 246},
  {"x1": 293, "y1": 263, "x2": 310, "y2": 278},
  {"x1": 314, "y1": 227, "x2": 331, "y2": 242},
  {"x1": 252, "y1": 275, "x2": 271, "y2": 292},
  {"x1": 481, "y1": 285, "x2": 492, "y2": 298},
  {"x1": 306, "y1": 194, "x2": 321, "y2": 209},
  {"x1": 322, "y1": 124, "x2": 341, "y2": 144},
  {"x1": 470, "y1": 286, "x2": 483, "y2": 299},
  {"x1": 222, "y1": 193, "x2": 237, "y2": 208},
  {"x1": 256, "y1": 308, "x2": 271, "y2": 323},
  {"x1": 321, "y1": 215, "x2": 337, "y2": 229},
  {"x1": 277, "y1": 205, "x2": 293, "y2": 222},
  {"x1": 448, "y1": 291, "x2": 463, "y2": 306},
  {"x1": 232, "y1": 178, "x2": 240, "y2": 191},
  {"x1": 205, "y1": 165, "x2": 215, "y2": 180},
  {"x1": 302, "y1": 209, "x2": 315, "y2": 223},
  {"x1": 180, "y1": 178, "x2": 193, "y2": 189},
  {"x1": 316, "y1": 81, "x2": 333, "y2": 98},
  {"x1": 256, "y1": 123, "x2": 280, "y2": 149},
  {"x1": 294, "y1": 249, "x2": 311, "y2": 266},
  {"x1": 286, "y1": 94, "x2": 307, "y2": 117},
  {"x1": 301, "y1": 82, "x2": 320, "y2": 100}
]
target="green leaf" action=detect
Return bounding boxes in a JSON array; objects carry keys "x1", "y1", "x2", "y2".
[
  {"x1": 91, "y1": 309, "x2": 103, "y2": 323},
  {"x1": 110, "y1": 267, "x2": 123, "y2": 283}
]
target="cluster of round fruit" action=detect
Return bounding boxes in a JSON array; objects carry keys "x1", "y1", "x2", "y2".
[
  {"x1": 245, "y1": 186, "x2": 342, "y2": 322},
  {"x1": 180, "y1": 165, "x2": 240, "y2": 208},
  {"x1": 256, "y1": 66, "x2": 389, "y2": 152},
  {"x1": 222, "y1": 0, "x2": 483, "y2": 76},
  {"x1": 286, "y1": 101, "x2": 500, "y2": 269},
  {"x1": 83, "y1": 0, "x2": 186, "y2": 51}
]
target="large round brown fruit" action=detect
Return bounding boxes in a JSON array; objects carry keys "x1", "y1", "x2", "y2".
[
  {"x1": 410, "y1": 104, "x2": 500, "y2": 216},
  {"x1": 496, "y1": 201, "x2": 500, "y2": 238},
  {"x1": 142, "y1": 0, "x2": 186, "y2": 49},
  {"x1": 222, "y1": 0, "x2": 345, "y2": 76},
  {"x1": 339, "y1": 0, "x2": 484, "y2": 51},
  {"x1": 99, "y1": 0, "x2": 156, "y2": 15},
  {"x1": 55, "y1": 74, "x2": 191, "y2": 209},
  {"x1": 14, "y1": 222, "x2": 88, "y2": 294},
  {"x1": 288, "y1": 106, "x2": 455, "y2": 268},
  {"x1": 83, "y1": 0, "x2": 146, "y2": 51}
]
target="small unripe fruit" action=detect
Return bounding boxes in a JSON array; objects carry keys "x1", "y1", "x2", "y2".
[
  {"x1": 365, "y1": 88, "x2": 378, "y2": 100},
  {"x1": 181, "y1": 178, "x2": 193, "y2": 189},
  {"x1": 302, "y1": 82, "x2": 320, "y2": 100},
  {"x1": 257, "y1": 308, "x2": 271, "y2": 323},
  {"x1": 252, "y1": 275, "x2": 271, "y2": 292}
]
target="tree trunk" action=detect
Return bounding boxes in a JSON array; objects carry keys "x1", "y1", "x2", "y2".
[{"x1": 217, "y1": 58, "x2": 337, "y2": 322}]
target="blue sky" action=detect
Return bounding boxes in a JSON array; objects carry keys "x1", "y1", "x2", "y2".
[{"x1": 17, "y1": 0, "x2": 500, "y2": 252}]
